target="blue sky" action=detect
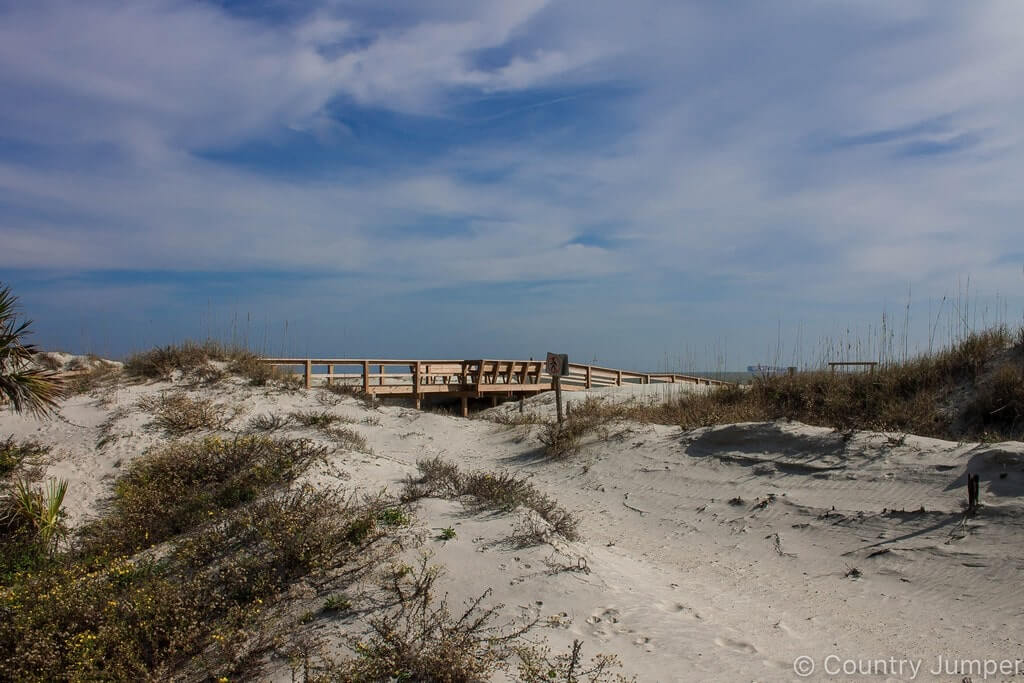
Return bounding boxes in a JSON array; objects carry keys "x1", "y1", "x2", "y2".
[{"x1": 2, "y1": 1, "x2": 1023, "y2": 370}]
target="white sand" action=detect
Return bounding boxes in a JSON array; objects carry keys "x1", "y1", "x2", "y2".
[{"x1": 4, "y1": 359, "x2": 1024, "y2": 681}]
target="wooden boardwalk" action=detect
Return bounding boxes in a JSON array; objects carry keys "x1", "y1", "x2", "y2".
[{"x1": 260, "y1": 358, "x2": 731, "y2": 416}]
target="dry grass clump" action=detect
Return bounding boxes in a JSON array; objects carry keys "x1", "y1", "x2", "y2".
[
  {"x1": 124, "y1": 341, "x2": 215, "y2": 379},
  {"x1": 404, "y1": 457, "x2": 579, "y2": 542},
  {"x1": 247, "y1": 412, "x2": 294, "y2": 433},
  {"x1": 0, "y1": 436, "x2": 47, "y2": 479},
  {"x1": 79, "y1": 435, "x2": 326, "y2": 556},
  {"x1": 486, "y1": 410, "x2": 547, "y2": 427},
  {"x1": 138, "y1": 392, "x2": 231, "y2": 435},
  {"x1": 324, "y1": 426, "x2": 369, "y2": 452},
  {"x1": 962, "y1": 364, "x2": 1024, "y2": 436},
  {"x1": 290, "y1": 409, "x2": 340, "y2": 429},
  {"x1": 64, "y1": 359, "x2": 121, "y2": 395},
  {"x1": 33, "y1": 352, "x2": 64, "y2": 371},
  {"x1": 538, "y1": 397, "x2": 620, "y2": 459}
]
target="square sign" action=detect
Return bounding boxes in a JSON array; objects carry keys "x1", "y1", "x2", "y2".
[{"x1": 545, "y1": 352, "x2": 569, "y2": 376}]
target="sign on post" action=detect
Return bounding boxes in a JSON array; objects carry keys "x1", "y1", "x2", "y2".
[
  {"x1": 545, "y1": 353, "x2": 569, "y2": 377},
  {"x1": 545, "y1": 353, "x2": 569, "y2": 423}
]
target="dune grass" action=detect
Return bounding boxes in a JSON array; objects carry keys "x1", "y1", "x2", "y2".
[
  {"x1": 123, "y1": 340, "x2": 279, "y2": 385},
  {"x1": 527, "y1": 327, "x2": 1024, "y2": 444}
]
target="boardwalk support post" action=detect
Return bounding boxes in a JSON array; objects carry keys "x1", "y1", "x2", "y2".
[
  {"x1": 461, "y1": 396, "x2": 468, "y2": 418},
  {"x1": 304, "y1": 360, "x2": 312, "y2": 389}
]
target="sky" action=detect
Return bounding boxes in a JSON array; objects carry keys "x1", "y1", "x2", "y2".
[{"x1": 2, "y1": 0, "x2": 1023, "y2": 370}]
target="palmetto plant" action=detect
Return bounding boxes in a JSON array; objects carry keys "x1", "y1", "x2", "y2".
[
  {"x1": 0, "y1": 284, "x2": 62, "y2": 416},
  {"x1": 3, "y1": 477, "x2": 69, "y2": 556}
]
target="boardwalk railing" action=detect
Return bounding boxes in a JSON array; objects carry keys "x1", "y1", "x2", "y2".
[{"x1": 259, "y1": 357, "x2": 731, "y2": 416}]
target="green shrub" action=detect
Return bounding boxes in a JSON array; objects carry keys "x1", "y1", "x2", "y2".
[
  {"x1": 322, "y1": 593, "x2": 352, "y2": 613},
  {"x1": 79, "y1": 436, "x2": 326, "y2": 557},
  {"x1": 0, "y1": 483, "x2": 394, "y2": 682}
]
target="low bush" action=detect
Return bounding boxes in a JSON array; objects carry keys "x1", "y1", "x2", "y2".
[
  {"x1": 1, "y1": 484, "x2": 396, "y2": 682},
  {"x1": 518, "y1": 639, "x2": 635, "y2": 682}
]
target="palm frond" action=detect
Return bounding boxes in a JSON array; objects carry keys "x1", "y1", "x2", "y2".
[{"x1": 0, "y1": 284, "x2": 63, "y2": 416}]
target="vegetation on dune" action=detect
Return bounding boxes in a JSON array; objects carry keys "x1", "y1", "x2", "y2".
[
  {"x1": 1, "y1": 285, "x2": 70, "y2": 581},
  {"x1": 78, "y1": 435, "x2": 326, "y2": 557},
  {"x1": 123, "y1": 340, "x2": 281, "y2": 386},
  {"x1": 664, "y1": 326, "x2": 1024, "y2": 440},
  {"x1": 1, "y1": 432, "x2": 618, "y2": 680},
  {"x1": 0, "y1": 433, "x2": 395, "y2": 681},
  {"x1": 514, "y1": 326, "x2": 1024, "y2": 447}
]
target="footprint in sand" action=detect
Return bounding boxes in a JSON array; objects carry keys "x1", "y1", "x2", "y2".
[
  {"x1": 714, "y1": 637, "x2": 758, "y2": 655},
  {"x1": 586, "y1": 607, "x2": 620, "y2": 625}
]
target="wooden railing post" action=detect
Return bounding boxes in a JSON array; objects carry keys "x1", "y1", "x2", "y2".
[
  {"x1": 617, "y1": 370, "x2": 622, "y2": 386},
  {"x1": 413, "y1": 361, "x2": 421, "y2": 409},
  {"x1": 585, "y1": 365, "x2": 592, "y2": 389},
  {"x1": 362, "y1": 361, "x2": 370, "y2": 394},
  {"x1": 304, "y1": 360, "x2": 312, "y2": 389},
  {"x1": 326, "y1": 364, "x2": 334, "y2": 386}
]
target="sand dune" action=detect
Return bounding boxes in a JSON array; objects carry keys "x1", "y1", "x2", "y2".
[{"x1": 3, "y1": 361, "x2": 1023, "y2": 681}]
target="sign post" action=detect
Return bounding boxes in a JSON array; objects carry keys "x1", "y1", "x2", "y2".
[{"x1": 546, "y1": 352, "x2": 569, "y2": 423}]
